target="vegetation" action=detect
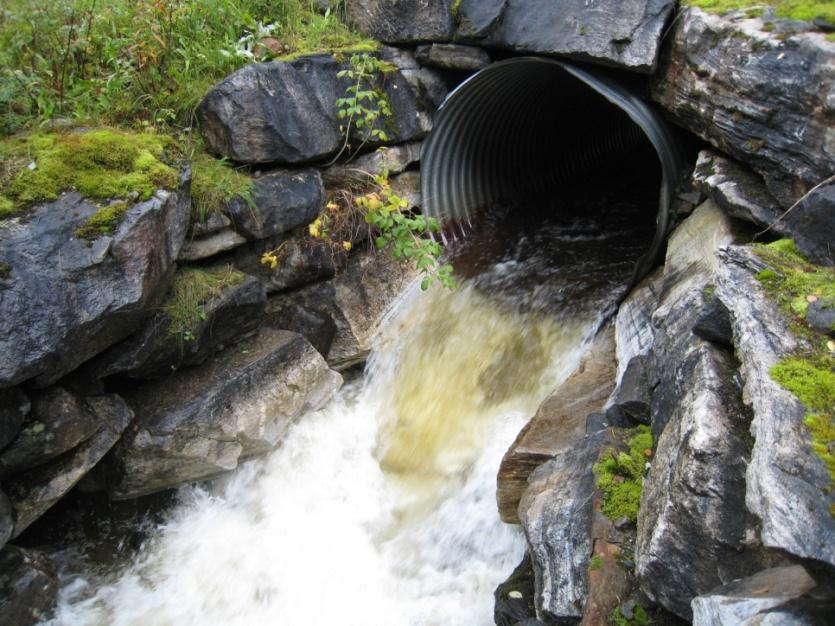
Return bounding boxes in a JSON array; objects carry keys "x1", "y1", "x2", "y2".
[
  {"x1": 163, "y1": 266, "x2": 245, "y2": 342},
  {"x1": 190, "y1": 152, "x2": 254, "y2": 223},
  {"x1": 0, "y1": 129, "x2": 177, "y2": 217},
  {"x1": 588, "y1": 555, "x2": 604, "y2": 571},
  {"x1": 0, "y1": 1, "x2": 372, "y2": 136},
  {"x1": 74, "y1": 201, "x2": 129, "y2": 241},
  {"x1": 593, "y1": 426, "x2": 653, "y2": 524},
  {"x1": 685, "y1": 1, "x2": 835, "y2": 23},
  {"x1": 609, "y1": 604, "x2": 652, "y2": 626},
  {"x1": 754, "y1": 239, "x2": 835, "y2": 509}
]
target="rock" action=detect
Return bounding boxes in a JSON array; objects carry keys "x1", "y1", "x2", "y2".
[
  {"x1": 647, "y1": 201, "x2": 736, "y2": 439},
  {"x1": 636, "y1": 343, "x2": 766, "y2": 620},
  {"x1": 615, "y1": 267, "x2": 663, "y2": 386},
  {"x1": 89, "y1": 273, "x2": 266, "y2": 380},
  {"x1": 197, "y1": 54, "x2": 431, "y2": 165},
  {"x1": 782, "y1": 180, "x2": 835, "y2": 266},
  {"x1": 716, "y1": 245, "x2": 835, "y2": 567},
  {"x1": 415, "y1": 43, "x2": 490, "y2": 71},
  {"x1": 265, "y1": 251, "x2": 418, "y2": 370},
  {"x1": 498, "y1": 328, "x2": 616, "y2": 523},
  {"x1": 807, "y1": 299, "x2": 835, "y2": 336},
  {"x1": 389, "y1": 171, "x2": 422, "y2": 209},
  {"x1": 0, "y1": 388, "x2": 29, "y2": 451},
  {"x1": 608, "y1": 355, "x2": 650, "y2": 424},
  {"x1": 691, "y1": 566, "x2": 826, "y2": 626},
  {"x1": 455, "y1": 0, "x2": 507, "y2": 40},
  {"x1": 322, "y1": 143, "x2": 421, "y2": 186},
  {"x1": 399, "y1": 66, "x2": 450, "y2": 110},
  {"x1": 494, "y1": 553, "x2": 538, "y2": 626},
  {"x1": 486, "y1": 0, "x2": 676, "y2": 73},
  {"x1": 345, "y1": 0, "x2": 455, "y2": 43},
  {"x1": 652, "y1": 8, "x2": 835, "y2": 207},
  {"x1": 264, "y1": 301, "x2": 337, "y2": 358},
  {"x1": 692, "y1": 150, "x2": 783, "y2": 229},
  {"x1": 0, "y1": 172, "x2": 190, "y2": 388},
  {"x1": 0, "y1": 491, "x2": 12, "y2": 551},
  {"x1": 0, "y1": 546, "x2": 58, "y2": 626},
  {"x1": 0, "y1": 387, "x2": 101, "y2": 478},
  {"x1": 189, "y1": 211, "x2": 233, "y2": 238},
  {"x1": 519, "y1": 431, "x2": 605, "y2": 622},
  {"x1": 107, "y1": 329, "x2": 342, "y2": 499},
  {"x1": 693, "y1": 293, "x2": 734, "y2": 347},
  {"x1": 227, "y1": 169, "x2": 324, "y2": 240},
  {"x1": 4, "y1": 395, "x2": 132, "y2": 537},
  {"x1": 179, "y1": 228, "x2": 247, "y2": 261}
]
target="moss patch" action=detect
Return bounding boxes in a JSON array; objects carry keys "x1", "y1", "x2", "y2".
[
  {"x1": 754, "y1": 239, "x2": 835, "y2": 509},
  {"x1": 190, "y1": 154, "x2": 254, "y2": 223},
  {"x1": 163, "y1": 266, "x2": 245, "y2": 340},
  {"x1": 0, "y1": 129, "x2": 178, "y2": 217},
  {"x1": 593, "y1": 425, "x2": 653, "y2": 524},
  {"x1": 609, "y1": 604, "x2": 652, "y2": 626},
  {"x1": 588, "y1": 555, "x2": 604, "y2": 571},
  {"x1": 685, "y1": 1, "x2": 835, "y2": 23},
  {"x1": 74, "y1": 201, "x2": 129, "y2": 241}
]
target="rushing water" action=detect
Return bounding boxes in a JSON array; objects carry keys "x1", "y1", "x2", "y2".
[{"x1": 40, "y1": 174, "x2": 656, "y2": 625}]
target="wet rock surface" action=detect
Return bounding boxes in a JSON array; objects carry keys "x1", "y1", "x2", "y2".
[
  {"x1": 0, "y1": 545, "x2": 58, "y2": 626},
  {"x1": 716, "y1": 246, "x2": 835, "y2": 568},
  {"x1": 0, "y1": 175, "x2": 190, "y2": 388},
  {"x1": 5, "y1": 395, "x2": 132, "y2": 537},
  {"x1": 197, "y1": 54, "x2": 431, "y2": 165},
  {"x1": 0, "y1": 388, "x2": 30, "y2": 452},
  {"x1": 652, "y1": 8, "x2": 835, "y2": 207},
  {"x1": 107, "y1": 329, "x2": 343, "y2": 499},
  {"x1": 0, "y1": 492, "x2": 12, "y2": 551}
]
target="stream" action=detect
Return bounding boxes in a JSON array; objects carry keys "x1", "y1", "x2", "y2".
[{"x1": 39, "y1": 165, "x2": 657, "y2": 626}]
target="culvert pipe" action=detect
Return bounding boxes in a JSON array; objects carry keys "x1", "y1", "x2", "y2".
[{"x1": 421, "y1": 57, "x2": 684, "y2": 281}]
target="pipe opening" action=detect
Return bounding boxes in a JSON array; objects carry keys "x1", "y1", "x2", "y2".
[{"x1": 421, "y1": 57, "x2": 683, "y2": 313}]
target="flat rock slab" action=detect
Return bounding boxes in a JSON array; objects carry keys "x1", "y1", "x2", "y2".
[
  {"x1": 716, "y1": 246, "x2": 835, "y2": 568},
  {"x1": 415, "y1": 43, "x2": 490, "y2": 71},
  {"x1": 0, "y1": 177, "x2": 189, "y2": 388},
  {"x1": 652, "y1": 8, "x2": 835, "y2": 207},
  {"x1": 498, "y1": 327, "x2": 616, "y2": 524},
  {"x1": 198, "y1": 54, "x2": 431, "y2": 165},
  {"x1": 90, "y1": 273, "x2": 266, "y2": 380},
  {"x1": 5, "y1": 394, "x2": 132, "y2": 537},
  {"x1": 179, "y1": 228, "x2": 247, "y2": 261},
  {"x1": 108, "y1": 328, "x2": 343, "y2": 499}
]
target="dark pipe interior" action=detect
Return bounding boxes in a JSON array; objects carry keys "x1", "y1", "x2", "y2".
[{"x1": 421, "y1": 58, "x2": 683, "y2": 313}]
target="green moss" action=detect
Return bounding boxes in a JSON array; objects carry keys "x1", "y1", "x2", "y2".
[
  {"x1": 0, "y1": 129, "x2": 178, "y2": 217},
  {"x1": 609, "y1": 605, "x2": 652, "y2": 626},
  {"x1": 451, "y1": 0, "x2": 463, "y2": 20},
  {"x1": 754, "y1": 240, "x2": 835, "y2": 509},
  {"x1": 190, "y1": 154, "x2": 254, "y2": 223},
  {"x1": 74, "y1": 201, "x2": 129, "y2": 241},
  {"x1": 0, "y1": 262, "x2": 11, "y2": 279},
  {"x1": 276, "y1": 39, "x2": 379, "y2": 62},
  {"x1": 588, "y1": 555, "x2": 604, "y2": 571},
  {"x1": 164, "y1": 266, "x2": 245, "y2": 340},
  {"x1": 593, "y1": 425, "x2": 653, "y2": 524},
  {"x1": 685, "y1": 1, "x2": 835, "y2": 24},
  {"x1": 827, "y1": 32, "x2": 835, "y2": 41}
]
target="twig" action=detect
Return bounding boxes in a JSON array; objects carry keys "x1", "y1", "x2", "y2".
[{"x1": 753, "y1": 174, "x2": 835, "y2": 240}]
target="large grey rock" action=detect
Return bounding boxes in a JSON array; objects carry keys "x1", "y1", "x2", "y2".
[
  {"x1": 0, "y1": 173, "x2": 190, "y2": 388},
  {"x1": 415, "y1": 43, "x2": 490, "y2": 71},
  {"x1": 716, "y1": 245, "x2": 835, "y2": 567},
  {"x1": 227, "y1": 169, "x2": 323, "y2": 240},
  {"x1": 108, "y1": 329, "x2": 342, "y2": 499},
  {"x1": 345, "y1": 0, "x2": 456, "y2": 43},
  {"x1": 486, "y1": 0, "x2": 676, "y2": 73},
  {"x1": 608, "y1": 355, "x2": 650, "y2": 424},
  {"x1": 636, "y1": 343, "x2": 766, "y2": 620},
  {"x1": 455, "y1": 0, "x2": 506, "y2": 40},
  {"x1": 691, "y1": 566, "x2": 827, "y2": 626},
  {"x1": 4, "y1": 395, "x2": 132, "y2": 537},
  {"x1": 652, "y1": 8, "x2": 835, "y2": 207},
  {"x1": 265, "y1": 252, "x2": 418, "y2": 370},
  {"x1": 0, "y1": 546, "x2": 58, "y2": 626},
  {"x1": 782, "y1": 180, "x2": 835, "y2": 266},
  {"x1": 614, "y1": 267, "x2": 663, "y2": 386},
  {"x1": 0, "y1": 491, "x2": 12, "y2": 551},
  {"x1": 0, "y1": 387, "x2": 101, "y2": 478},
  {"x1": 197, "y1": 54, "x2": 431, "y2": 165},
  {"x1": 519, "y1": 431, "x2": 606, "y2": 622},
  {"x1": 494, "y1": 554, "x2": 538, "y2": 626},
  {"x1": 0, "y1": 388, "x2": 29, "y2": 451},
  {"x1": 89, "y1": 273, "x2": 266, "y2": 380}
]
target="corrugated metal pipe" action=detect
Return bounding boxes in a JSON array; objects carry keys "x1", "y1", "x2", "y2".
[{"x1": 421, "y1": 57, "x2": 684, "y2": 282}]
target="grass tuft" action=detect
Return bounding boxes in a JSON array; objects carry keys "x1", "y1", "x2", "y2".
[
  {"x1": 163, "y1": 266, "x2": 245, "y2": 340},
  {"x1": 190, "y1": 154, "x2": 254, "y2": 223}
]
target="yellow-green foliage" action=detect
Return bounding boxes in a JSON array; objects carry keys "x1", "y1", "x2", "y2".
[
  {"x1": 0, "y1": 130, "x2": 178, "y2": 216},
  {"x1": 588, "y1": 555, "x2": 604, "y2": 571},
  {"x1": 74, "y1": 202, "x2": 129, "y2": 241},
  {"x1": 190, "y1": 155, "x2": 254, "y2": 223},
  {"x1": 593, "y1": 425, "x2": 653, "y2": 524},
  {"x1": 685, "y1": 1, "x2": 835, "y2": 23},
  {"x1": 754, "y1": 240, "x2": 835, "y2": 508},
  {"x1": 164, "y1": 266, "x2": 245, "y2": 340},
  {"x1": 609, "y1": 604, "x2": 652, "y2": 626}
]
